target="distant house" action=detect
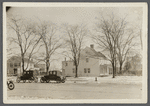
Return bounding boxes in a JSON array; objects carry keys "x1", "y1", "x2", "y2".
[
  {"x1": 34, "y1": 64, "x2": 46, "y2": 73},
  {"x1": 62, "y1": 44, "x2": 112, "y2": 77},
  {"x1": 125, "y1": 54, "x2": 142, "y2": 75},
  {"x1": 7, "y1": 56, "x2": 34, "y2": 75},
  {"x1": 130, "y1": 54, "x2": 142, "y2": 71}
]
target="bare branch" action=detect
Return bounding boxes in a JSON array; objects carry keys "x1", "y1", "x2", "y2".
[{"x1": 63, "y1": 24, "x2": 87, "y2": 77}]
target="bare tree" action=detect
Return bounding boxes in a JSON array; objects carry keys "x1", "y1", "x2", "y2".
[
  {"x1": 93, "y1": 14, "x2": 139, "y2": 77},
  {"x1": 37, "y1": 22, "x2": 62, "y2": 73},
  {"x1": 116, "y1": 27, "x2": 138, "y2": 73},
  {"x1": 7, "y1": 16, "x2": 41, "y2": 72},
  {"x1": 63, "y1": 24, "x2": 87, "y2": 78},
  {"x1": 92, "y1": 15, "x2": 120, "y2": 78},
  {"x1": 113, "y1": 17, "x2": 140, "y2": 74}
]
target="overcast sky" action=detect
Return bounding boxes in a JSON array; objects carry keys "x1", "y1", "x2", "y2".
[
  {"x1": 6, "y1": 6, "x2": 143, "y2": 70},
  {"x1": 7, "y1": 7, "x2": 142, "y2": 29}
]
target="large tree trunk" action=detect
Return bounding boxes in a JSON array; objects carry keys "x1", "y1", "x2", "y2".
[
  {"x1": 46, "y1": 47, "x2": 50, "y2": 74},
  {"x1": 21, "y1": 54, "x2": 25, "y2": 73},
  {"x1": 112, "y1": 67, "x2": 115, "y2": 78},
  {"x1": 119, "y1": 62, "x2": 123, "y2": 74},
  {"x1": 115, "y1": 59, "x2": 117, "y2": 76},
  {"x1": 112, "y1": 62, "x2": 115, "y2": 78},
  {"x1": 75, "y1": 65, "x2": 78, "y2": 78},
  {"x1": 46, "y1": 59, "x2": 49, "y2": 74}
]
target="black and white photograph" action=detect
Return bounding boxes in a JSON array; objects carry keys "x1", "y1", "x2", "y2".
[{"x1": 3, "y1": 3, "x2": 148, "y2": 103}]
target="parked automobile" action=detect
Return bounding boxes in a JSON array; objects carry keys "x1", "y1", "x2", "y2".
[
  {"x1": 40, "y1": 70, "x2": 66, "y2": 83},
  {"x1": 16, "y1": 70, "x2": 38, "y2": 83},
  {"x1": 7, "y1": 80, "x2": 15, "y2": 90}
]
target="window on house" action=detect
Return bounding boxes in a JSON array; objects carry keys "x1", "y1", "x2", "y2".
[
  {"x1": 10, "y1": 63, "x2": 13, "y2": 67},
  {"x1": 86, "y1": 58, "x2": 89, "y2": 63},
  {"x1": 14, "y1": 68, "x2": 17, "y2": 74},
  {"x1": 73, "y1": 68, "x2": 75, "y2": 73},
  {"x1": 66, "y1": 62, "x2": 68, "y2": 66},
  {"x1": 14, "y1": 63, "x2": 17, "y2": 67},
  {"x1": 62, "y1": 69, "x2": 65, "y2": 73},
  {"x1": 84, "y1": 68, "x2": 87, "y2": 73},
  {"x1": 88, "y1": 68, "x2": 90, "y2": 73}
]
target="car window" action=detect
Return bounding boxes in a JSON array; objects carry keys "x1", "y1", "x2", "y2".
[
  {"x1": 53, "y1": 71, "x2": 56, "y2": 75},
  {"x1": 50, "y1": 71, "x2": 52, "y2": 74}
]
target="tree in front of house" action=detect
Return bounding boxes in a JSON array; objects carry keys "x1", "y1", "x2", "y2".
[
  {"x1": 63, "y1": 24, "x2": 87, "y2": 78},
  {"x1": 124, "y1": 54, "x2": 142, "y2": 75},
  {"x1": 130, "y1": 54, "x2": 142, "y2": 71},
  {"x1": 36, "y1": 21, "x2": 62, "y2": 73},
  {"x1": 115, "y1": 20, "x2": 140, "y2": 74},
  {"x1": 93, "y1": 15, "x2": 119, "y2": 78},
  {"x1": 124, "y1": 60, "x2": 131, "y2": 73},
  {"x1": 92, "y1": 13, "x2": 139, "y2": 78},
  {"x1": 7, "y1": 15, "x2": 42, "y2": 72}
]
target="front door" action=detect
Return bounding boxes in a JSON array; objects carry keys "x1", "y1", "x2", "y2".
[{"x1": 14, "y1": 68, "x2": 17, "y2": 75}]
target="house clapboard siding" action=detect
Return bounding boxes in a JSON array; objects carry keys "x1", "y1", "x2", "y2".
[
  {"x1": 62, "y1": 45, "x2": 112, "y2": 77},
  {"x1": 7, "y1": 56, "x2": 34, "y2": 75}
]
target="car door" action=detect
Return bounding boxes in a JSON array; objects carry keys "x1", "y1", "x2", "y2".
[{"x1": 52, "y1": 71, "x2": 57, "y2": 80}]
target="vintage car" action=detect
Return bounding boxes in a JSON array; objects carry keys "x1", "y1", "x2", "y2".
[
  {"x1": 40, "y1": 70, "x2": 66, "y2": 83},
  {"x1": 16, "y1": 70, "x2": 38, "y2": 83},
  {"x1": 7, "y1": 80, "x2": 15, "y2": 90}
]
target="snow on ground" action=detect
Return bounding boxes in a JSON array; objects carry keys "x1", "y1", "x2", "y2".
[
  {"x1": 66, "y1": 76, "x2": 142, "y2": 84},
  {"x1": 7, "y1": 96, "x2": 53, "y2": 100},
  {"x1": 7, "y1": 76, "x2": 142, "y2": 100},
  {"x1": 7, "y1": 75, "x2": 142, "y2": 84}
]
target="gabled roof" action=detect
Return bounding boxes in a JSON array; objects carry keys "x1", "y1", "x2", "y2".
[
  {"x1": 7, "y1": 56, "x2": 34, "y2": 63},
  {"x1": 81, "y1": 47, "x2": 107, "y2": 60}
]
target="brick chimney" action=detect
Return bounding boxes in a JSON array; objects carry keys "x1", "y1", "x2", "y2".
[{"x1": 90, "y1": 44, "x2": 94, "y2": 49}]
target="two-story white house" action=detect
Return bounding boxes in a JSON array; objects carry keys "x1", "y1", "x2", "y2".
[
  {"x1": 62, "y1": 45, "x2": 112, "y2": 77},
  {"x1": 7, "y1": 56, "x2": 34, "y2": 75}
]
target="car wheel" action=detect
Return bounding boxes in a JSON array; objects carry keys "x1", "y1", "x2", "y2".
[
  {"x1": 16, "y1": 77, "x2": 21, "y2": 83},
  {"x1": 23, "y1": 80, "x2": 26, "y2": 83},
  {"x1": 61, "y1": 80, "x2": 65, "y2": 83},
  {"x1": 28, "y1": 80, "x2": 32, "y2": 83},
  {"x1": 34, "y1": 77, "x2": 38, "y2": 83},
  {"x1": 46, "y1": 80, "x2": 50, "y2": 83},
  {"x1": 40, "y1": 78, "x2": 44, "y2": 83},
  {"x1": 56, "y1": 78, "x2": 61, "y2": 83},
  {"x1": 8, "y1": 82, "x2": 15, "y2": 90}
]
